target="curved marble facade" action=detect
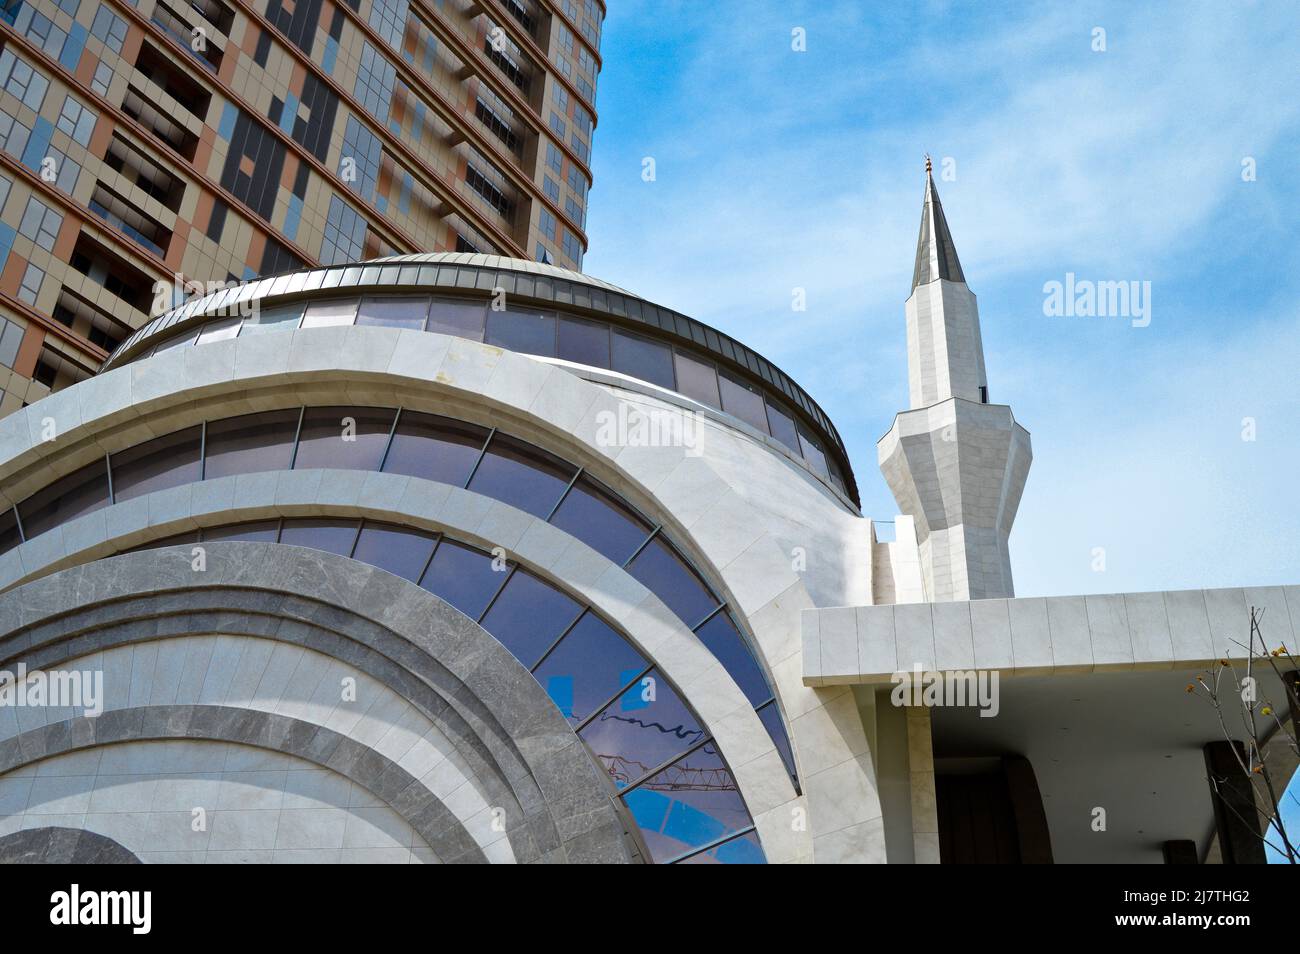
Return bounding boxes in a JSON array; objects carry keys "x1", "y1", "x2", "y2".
[{"x1": 0, "y1": 256, "x2": 885, "y2": 864}]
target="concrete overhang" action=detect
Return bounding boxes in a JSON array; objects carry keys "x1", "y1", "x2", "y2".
[{"x1": 804, "y1": 586, "x2": 1299, "y2": 862}]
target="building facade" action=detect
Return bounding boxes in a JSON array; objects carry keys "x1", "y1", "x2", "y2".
[
  {"x1": 0, "y1": 171, "x2": 1293, "y2": 863},
  {"x1": 0, "y1": 0, "x2": 601, "y2": 415}
]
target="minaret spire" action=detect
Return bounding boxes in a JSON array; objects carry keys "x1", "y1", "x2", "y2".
[
  {"x1": 877, "y1": 159, "x2": 1033, "y2": 602},
  {"x1": 912, "y1": 159, "x2": 965, "y2": 294}
]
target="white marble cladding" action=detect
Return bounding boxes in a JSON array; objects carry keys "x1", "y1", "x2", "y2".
[
  {"x1": 1, "y1": 740, "x2": 432, "y2": 864},
  {"x1": 802, "y1": 585, "x2": 1300, "y2": 685},
  {"x1": 877, "y1": 398, "x2": 1031, "y2": 601},
  {"x1": 905, "y1": 280, "x2": 988, "y2": 409}
]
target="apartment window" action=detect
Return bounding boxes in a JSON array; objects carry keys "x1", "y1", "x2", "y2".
[
  {"x1": 548, "y1": 111, "x2": 566, "y2": 138},
  {"x1": 91, "y1": 61, "x2": 113, "y2": 96},
  {"x1": 565, "y1": 196, "x2": 583, "y2": 226},
  {"x1": 0, "y1": 113, "x2": 29, "y2": 159},
  {"x1": 14, "y1": 7, "x2": 68, "y2": 60},
  {"x1": 542, "y1": 175, "x2": 559, "y2": 202},
  {"x1": 367, "y1": 0, "x2": 409, "y2": 49},
  {"x1": 18, "y1": 262, "x2": 43, "y2": 306},
  {"x1": 354, "y1": 41, "x2": 396, "y2": 124},
  {"x1": 538, "y1": 208, "x2": 556, "y2": 241},
  {"x1": 45, "y1": 147, "x2": 80, "y2": 193},
  {"x1": 546, "y1": 142, "x2": 562, "y2": 173},
  {"x1": 0, "y1": 49, "x2": 49, "y2": 111},
  {"x1": 561, "y1": 230, "x2": 581, "y2": 267},
  {"x1": 567, "y1": 164, "x2": 586, "y2": 198},
  {"x1": 320, "y1": 194, "x2": 366, "y2": 265},
  {"x1": 19, "y1": 196, "x2": 62, "y2": 251},
  {"x1": 340, "y1": 115, "x2": 382, "y2": 200},
  {"x1": 56, "y1": 95, "x2": 97, "y2": 146},
  {"x1": 551, "y1": 83, "x2": 568, "y2": 110},
  {"x1": 90, "y1": 7, "x2": 128, "y2": 53},
  {"x1": 0, "y1": 317, "x2": 22, "y2": 368}
]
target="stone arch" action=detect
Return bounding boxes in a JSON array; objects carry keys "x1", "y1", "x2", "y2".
[
  {"x1": 0, "y1": 546, "x2": 633, "y2": 864},
  {"x1": 0, "y1": 826, "x2": 140, "y2": 864}
]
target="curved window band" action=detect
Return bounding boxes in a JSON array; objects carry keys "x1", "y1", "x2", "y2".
[
  {"x1": 122, "y1": 293, "x2": 851, "y2": 494},
  {"x1": 129, "y1": 516, "x2": 764, "y2": 865},
  {"x1": 1, "y1": 405, "x2": 800, "y2": 792}
]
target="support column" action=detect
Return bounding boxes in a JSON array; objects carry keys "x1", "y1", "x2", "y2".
[
  {"x1": 906, "y1": 706, "x2": 939, "y2": 863},
  {"x1": 1203, "y1": 740, "x2": 1266, "y2": 864}
]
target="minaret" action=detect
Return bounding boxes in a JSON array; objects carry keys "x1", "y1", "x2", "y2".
[{"x1": 877, "y1": 158, "x2": 1032, "y2": 601}]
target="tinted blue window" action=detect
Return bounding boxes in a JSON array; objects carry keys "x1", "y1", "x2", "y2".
[
  {"x1": 548, "y1": 475, "x2": 651, "y2": 565},
  {"x1": 623, "y1": 742, "x2": 751, "y2": 863},
  {"x1": 580, "y1": 667, "x2": 705, "y2": 790},
  {"x1": 533, "y1": 612, "x2": 647, "y2": 725},
  {"x1": 351, "y1": 522, "x2": 435, "y2": 581},
  {"x1": 479, "y1": 569, "x2": 581, "y2": 666},
  {"x1": 293, "y1": 406, "x2": 395, "y2": 472},
  {"x1": 381, "y1": 412, "x2": 488, "y2": 486},
  {"x1": 693, "y1": 611, "x2": 768, "y2": 706},
  {"x1": 466, "y1": 433, "x2": 576, "y2": 518},
  {"x1": 418, "y1": 539, "x2": 502, "y2": 619},
  {"x1": 627, "y1": 536, "x2": 718, "y2": 627}
]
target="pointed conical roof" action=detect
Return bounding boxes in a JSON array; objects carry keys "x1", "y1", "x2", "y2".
[{"x1": 910, "y1": 162, "x2": 965, "y2": 293}]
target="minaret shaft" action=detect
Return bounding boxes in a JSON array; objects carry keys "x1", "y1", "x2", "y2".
[{"x1": 878, "y1": 167, "x2": 1032, "y2": 602}]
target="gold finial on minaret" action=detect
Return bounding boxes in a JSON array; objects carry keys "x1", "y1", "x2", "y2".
[{"x1": 924, "y1": 153, "x2": 932, "y2": 174}]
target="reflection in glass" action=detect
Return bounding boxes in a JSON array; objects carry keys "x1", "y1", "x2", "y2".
[
  {"x1": 202, "y1": 409, "x2": 299, "y2": 479},
  {"x1": 693, "y1": 611, "x2": 769, "y2": 706},
  {"x1": 278, "y1": 518, "x2": 359, "y2": 554},
  {"x1": 381, "y1": 412, "x2": 488, "y2": 487},
  {"x1": 351, "y1": 522, "x2": 436, "y2": 581},
  {"x1": 201, "y1": 520, "x2": 280, "y2": 543},
  {"x1": 719, "y1": 371, "x2": 769, "y2": 434},
  {"x1": 196, "y1": 317, "x2": 240, "y2": 344},
  {"x1": 764, "y1": 400, "x2": 801, "y2": 453},
  {"x1": 674, "y1": 351, "x2": 720, "y2": 409},
  {"x1": 241, "y1": 302, "x2": 302, "y2": 335},
  {"x1": 110, "y1": 425, "x2": 202, "y2": 503},
  {"x1": 676, "y1": 829, "x2": 764, "y2": 864},
  {"x1": 580, "y1": 667, "x2": 705, "y2": 793},
  {"x1": 485, "y1": 307, "x2": 556, "y2": 356},
  {"x1": 757, "y1": 701, "x2": 798, "y2": 788},
  {"x1": 627, "y1": 536, "x2": 718, "y2": 627},
  {"x1": 533, "y1": 612, "x2": 647, "y2": 726},
  {"x1": 622, "y1": 742, "x2": 751, "y2": 863},
  {"x1": 356, "y1": 296, "x2": 429, "y2": 330},
  {"x1": 611, "y1": 330, "x2": 674, "y2": 389},
  {"x1": 466, "y1": 433, "x2": 576, "y2": 518},
  {"x1": 548, "y1": 475, "x2": 652, "y2": 565},
  {"x1": 557, "y1": 315, "x2": 609, "y2": 368},
  {"x1": 426, "y1": 297, "x2": 486, "y2": 340},
  {"x1": 798, "y1": 425, "x2": 829, "y2": 478},
  {"x1": 418, "y1": 539, "x2": 502, "y2": 619},
  {"x1": 479, "y1": 569, "x2": 581, "y2": 666},
  {"x1": 18, "y1": 459, "x2": 110, "y2": 538},
  {"x1": 300, "y1": 300, "x2": 357, "y2": 328},
  {"x1": 293, "y1": 406, "x2": 395, "y2": 471}
]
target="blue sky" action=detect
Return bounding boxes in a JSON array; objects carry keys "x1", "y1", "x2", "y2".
[{"x1": 583, "y1": 0, "x2": 1300, "y2": 604}]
